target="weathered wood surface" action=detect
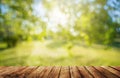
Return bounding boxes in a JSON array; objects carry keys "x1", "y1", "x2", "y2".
[{"x1": 0, "y1": 66, "x2": 120, "y2": 78}]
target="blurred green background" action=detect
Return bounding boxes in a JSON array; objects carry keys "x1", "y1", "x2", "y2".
[{"x1": 0, "y1": 0, "x2": 120, "y2": 66}]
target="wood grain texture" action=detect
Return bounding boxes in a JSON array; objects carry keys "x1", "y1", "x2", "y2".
[
  {"x1": 48, "y1": 66, "x2": 61, "y2": 78},
  {"x1": 111, "y1": 66, "x2": 120, "y2": 71},
  {"x1": 27, "y1": 66, "x2": 45, "y2": 78},
  {"x1": 59, "y1": 66, "x2": 71, "y2": 78},
  {"x1": 102, "y1": 66, "x2": 120, "y2": 77},
  {"x1": 77, "y1": 66, "x2": 94, "y2": 78},
  {"x1": 0, "y1": 66, "x2": 120, "y2": 78},
  {"x1": 85, "y1": 66, "x2": 107, "y2": 78},
  {"x1": 70, "y1": 66, "x2": 81, "y2": 78},
  {"x1": 94, "y1": 66, "x2": 119, "y2": 78}
]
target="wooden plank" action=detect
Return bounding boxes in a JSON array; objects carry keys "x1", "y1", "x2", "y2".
[
  {"x1": 0, "y1": 66, "x2": 11, "y2": 73},
  {"x1": 70, "y1": 66, "x2": 81, "y2": 78},
  {"x1": 48, "y1": 66, "x2": 61, "y2": 78},
  {"x1": 0, "y1": 66, "x2": 27, "y2": 78},
  {"x1": 94, "y1": 66, "x2": 119, "y2": 78},
  {"x1": 42, "y1": 66, "x2": 54, "y2": 78},
  {"x1": 85, "y1": 66, "x2": 106, "y2": 78},
  {"x1": 37, "y1": 66, "x2": 53, "y2": 78},
  {"x1": 59, "y1": 66, "x2": 71, "y2": 78},
  {"x1": 0, "y1": 66, "x2": 7, "y2": 70},
  {"x1": 111, "y1": 66, "x2": 120, "y2": 71},
  {"x1": 102, "y1": 66, "x2": 120, "y2": 77},
  {"x1": 27, "y1": 66, "x2": 45, "y2": 78},
  {"x1": 0, "y1": 66, "x2": 25, "y2": 75},
  {"x1": 8, "y1": 66, "x2": 38, "y2": 78},
  {"x1": 21, "y1": 66, "x2": 39, "y2": 78},
  {"x1": 77, "y1": 66, "x2": 94, "y2": 78},
  {"x1": 0, "y1": 66, "x2": 12, "y2": 75}
]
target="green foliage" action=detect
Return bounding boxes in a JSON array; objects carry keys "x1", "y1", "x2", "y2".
[
  {"x1": 0, "y1": 0, "x2": 120, "y2": 66},
  {"x1": 0, "y1": 0, "x2": 120, "y2": 47}
]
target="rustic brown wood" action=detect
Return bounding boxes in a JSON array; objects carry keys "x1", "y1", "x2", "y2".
[
  {"x1": 0, "y1": 66, "x2": 120, "y2": 78},
  {"x1": 102, "y1": 66, "x2": 120, "y2": 77},
  {"x1": 77, "y1": 66, "x2": 94, "y2": 78},
  {"x1": 111, "y1": 66, "x2": 120, "y2": 71},
  {"x1": 94, "y1": 66, "x2": 119, "y2": 78},
  {"x1": 85, "y1": 66, "x2": 107, "y2": 78},
  {"x1": 0, "y1": 66, "x2": 6, "y2": 70},
  {"x1": 0, "y1": 66, "x2": 26, "y2": 76},
  {"x1": 27, "y1": 66, "x2": 46, "y2": 78},
  {"x1": 2, "y1": 67, "x2": 26, "y2": 77},
  {"x1": 59, "y1": 66, "x2": 71, "y2": 78},
  {"x1": 0, "y1": 66, "x2": 11, "y2": 73},
  {"x1": 48, "y1": 66, "x2": 61, "y2": 78},
  {"x1": 42, "y1": 66, "x2": 54, "y2": 78},
  {"x1": 70, "y1": 66, "x2": 81, "y2": 78}
]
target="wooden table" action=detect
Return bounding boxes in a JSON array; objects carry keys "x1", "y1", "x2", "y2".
[{"x1": 0, "y1": 66, "x2": 120, "y2": 78}]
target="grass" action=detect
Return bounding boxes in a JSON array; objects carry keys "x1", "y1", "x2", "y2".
[{"x1": 0, "y1": 41, "x2": 120, "y2": 66}]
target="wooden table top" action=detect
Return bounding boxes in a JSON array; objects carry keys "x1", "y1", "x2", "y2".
[{"x1": 0, "y1": 66, "x2": 120, "y2": 78}]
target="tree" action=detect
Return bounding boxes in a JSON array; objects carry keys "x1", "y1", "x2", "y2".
[{"x1": 0, "y1": 0, "x2": 37, "y2": 47}]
